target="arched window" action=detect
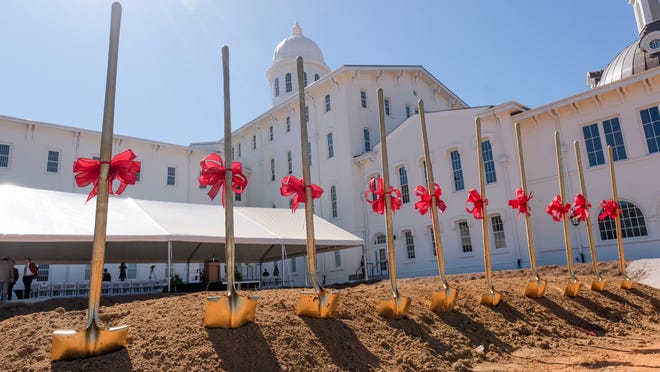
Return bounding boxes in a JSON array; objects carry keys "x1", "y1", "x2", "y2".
[
  {"x1": 314, "y1": 73, "x2": 320, "y2": 81},
  {"x1": 285, "y1": 73, "x2": 292, "y2": 92},
  {"x1": 598, "y1": 201, "x2": 648, "y2": 240},
  {"x1": 274, "y1": 77, "x2": 280, "y2": 97},
  {"x1": 330, "y1": 185, "x2": 337, "y2": 218},
  {"x1": 375, "y1": 234, "x2": 386, "y2": 245}
]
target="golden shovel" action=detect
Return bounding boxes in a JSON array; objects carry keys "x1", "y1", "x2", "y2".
[
  {"x1": 418, "y1": 100, "x2": 457, "y2": 313},
  {"x1": 574, "y1": 142, "x2": 606, "y2": 291},
  {"x1": 204, "y1": 46, "x2": 258, "y2": 328},
  {"x1": 606, "y1": 146, "x2": 634, "y2": 290},
  {"x1": 475, "y1": 118, "x2": 502, "y2": 307},
  {"x1": 293, "y1": 57, "x2": 339, "y2": 318},
  {"x1": 554, "y1": 132, "x2": 581, "y2": 297},
  {"x1": 375, "y1": 88, "x2": 412, "y2": 319},
  {"x1": 514, "y1": 123, "x2": 547, "y2": 298},
  {"x1": 52, "y1": 3, "x2": 128, "y2": 360}
]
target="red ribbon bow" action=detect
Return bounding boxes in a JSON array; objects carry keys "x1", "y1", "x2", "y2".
[
  {"x1": 508, "y1": 188, "x2": 532, "y2": 218},
  {"x1": 546, "y1": 195, "x2": 572, "y2": 222},
  {"x1": 198, "y1": 153, "x2": 248, "y2": 206},
  {"x1": 466, "y1": 189, "x2": 488, "y2": 219},
  {"x1": 365, "y1": 177, "x2": 402, "y2": 215},
  {"x1": 280, "y1": 175, "x2": 323, "y2": 213},
  {"x1": 414, "y1": 184, "x2": 447, "y2": 216},
  {"x1": 572, "y1": 193, "x2": 591, "y2": 221},
  {"x1": 73, "y1": 149, "x2": 141, "y2": 202},
  {"x1": 598, "y1": 199, "x2": 621, "y2": 221}
]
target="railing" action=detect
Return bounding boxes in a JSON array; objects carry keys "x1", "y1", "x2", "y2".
[{"x1": 25, "y1": 279, "x2": 168, "y2": 299}]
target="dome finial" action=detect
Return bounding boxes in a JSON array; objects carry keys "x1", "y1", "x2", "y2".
[{"x1": 292, "y1": 22, "x2": 302, "y2": 36}]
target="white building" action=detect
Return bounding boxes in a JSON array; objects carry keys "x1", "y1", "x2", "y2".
[{"x1": 1, "y1": 1, "x2": 659, "y2": 293}]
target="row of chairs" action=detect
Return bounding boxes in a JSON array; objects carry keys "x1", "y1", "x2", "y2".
[{"x1": 31, "y1": 280, "x2": 167, "y2": 298}]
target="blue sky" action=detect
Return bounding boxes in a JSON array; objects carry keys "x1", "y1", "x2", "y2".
[{"x1": 0, "y1": 1, "x2": 638, "y2": 146}]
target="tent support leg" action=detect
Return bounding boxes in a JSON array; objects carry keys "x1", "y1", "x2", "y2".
[{"x1": 167, "y1": 241, "x2": 172, "y2": 293}]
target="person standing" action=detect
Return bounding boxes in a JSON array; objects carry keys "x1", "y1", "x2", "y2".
[
  {"x1": 22, "y1": 258, "x2": 38, "y2": 299},
  {"x1": 119, "y1": 262, "x2": 127, "y2": 282},
  {"x1": 0, "y1": 258, "x2": 14, "y2": 301},
  {"x1": 8, "y1": 260, "x2": 18, "y2": 301}
]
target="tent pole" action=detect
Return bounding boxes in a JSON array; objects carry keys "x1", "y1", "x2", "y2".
[
  {"x1": 362, "y1": 243, "x2": 369, "y2": 281},
  {"x1": 281, "y1": 243, "x2": 286, "y2": 287},
  {"x1": 167, "y1": 241, "x2": 172, "y2": 292}
]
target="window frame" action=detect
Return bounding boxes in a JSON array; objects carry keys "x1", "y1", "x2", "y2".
[
  {"x1": 330, "y1": 185, "x2": 337, "y2": 218},
  {"x1": 360, "y1": 90, "x2": 368, "y2": 108},
  {"x1": 0, "y1": 143, "x2": 11, "y2": 168},
  {"x1": 450, "y1": 149, "x2": 465, "y2": 191},
  {"x1": 582, "y1": 123, "x2": 605, "y2": 167},
  {"x1": 46, "y1": 149, "x2": 60, "y2": 173},
  {"x1": 640, "y1": 105, "x2": 660, "y2": 154},
  {"x1": 458, "y1": 220, "x2": 473, "y2": 253},
  {"x1": 166, "y1": 166, "x2": 176, "y2": 186},
  {"x1": 398, "y1": 166, "x2": 410, "y2": 204},
  {"x1": 327, "y1": 132, "x2": 334, "y2": 158},
  {"x1": 285, "y1": 73, "x2": 292, "y2": 93},
  {"x1": 490, "y1": 214, "x2": 506, "y2": 249},
  {"x1": 363, "y1": 128, "x2": 371, "y2": 152},
  {"x1": 403, "y1": 230, "x2": 415, "y2": 259},
  {"x1": 481, "y1": 140, "x2": 497, "y2": 184},
  {"x1": 274, "y1": 77, "x2": 280, "y2": 97}
]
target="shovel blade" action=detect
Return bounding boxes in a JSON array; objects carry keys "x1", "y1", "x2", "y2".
[
  {"x1": 620, "y1": 278, "x2": 633, "y2": 289},
  {"x1": 591, "y1": 279, "x2": 607, "y2": 292},
  {"x1": 524, "y1": 278, "x2": 548, "y2": 298},
  {"x1": 377, "y1": 295, "x2": 412, "y2": 319},
  {"x1": 204, "y1": 294, "x2": 258, "y2": 329},
  {"x1": 564, "y1": 281, "x2": 581, "y2": 297},
  {"x1": 296, "y1": 289, "x2": 340, "y2": 319},
  {"x1": 430, "y1": 287, "x2": 458, "y2": 313},
  {"x1": 480, "y1": 291, "x2": 502, "y2": 307},
  {"x1": 51, "y1": 324, "x2": 128, "y2": 361}
]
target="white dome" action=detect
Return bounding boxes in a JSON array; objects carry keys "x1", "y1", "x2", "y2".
[{"x1": 272, "y1": 23, "x2": 326, "y2": 65}]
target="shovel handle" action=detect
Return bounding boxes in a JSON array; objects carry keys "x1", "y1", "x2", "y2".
[
  {"x1": 554, "y1": 132, "x2": 576, "y2": 281},
  {"x1": 514, "y1": 122, "x2": 539, "y2": 277},
  {"x1": 574, "y1": 141, "x2": 602, "y2": 279},
  {"x1": 475, "y1": 118, "x2": 495, "y2": 290},
  {"x1": 87, "y1": 2, "x2": 122, "y2": 326},
  {"x1": 607, "y1": 146, "x2": 628, "y2": 278}
]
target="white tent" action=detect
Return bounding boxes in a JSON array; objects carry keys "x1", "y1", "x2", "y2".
[{"x1": 0, "y1": 185, "x2": 364, "y2": 264}]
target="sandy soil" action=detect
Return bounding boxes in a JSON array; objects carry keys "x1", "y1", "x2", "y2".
[{"x1": 1, "y1": 260, "x2": 658, "y2": 372}]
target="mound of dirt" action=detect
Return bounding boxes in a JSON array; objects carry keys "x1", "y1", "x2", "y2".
[{"x1": 1, "y1": 261, "x2": 658, "y2": 371}]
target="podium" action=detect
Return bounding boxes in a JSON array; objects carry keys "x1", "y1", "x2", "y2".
[{"x1": 205, "y1": 261, "x2": 221, "y2": 283}]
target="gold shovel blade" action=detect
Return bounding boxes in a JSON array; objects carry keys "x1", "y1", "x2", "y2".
[
  {"x1": 377, "y1": 295, "x2": 412, "y2": 319},
  {"x1": 591, "y1": 279, "x2": 607, "y2": 292},
  {"x1": 524, "y1": 278, "x2": 548, "y2": 298},
  {"x1": 51, "y1": 324, "x2": 128, "y2": 361},
  {"x1": 203, "y1": 294, "x2": 258, "y2": 329},
  {"x1": 430, "y1": 287, "x2": 458, "y2": 313},
  {"x1": 620, "y1": 278, "x2": 633, "y2": 289},
  {"x1": 480, "y1": 290, "x2": 502, "y2": 307},
  {"x1": 296, "y1": 289, "x2": 340, "y2": 319},
  {"x1": 564, "y1": 280, "x2": 581, "y2": 297}
]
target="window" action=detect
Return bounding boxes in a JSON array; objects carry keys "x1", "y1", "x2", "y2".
[
  {"x1": 274, "y1": 77, "x2": 280, "y2": 97},
  {"x1": 451, "y1": 150, "x2": 464, "y2": 191},
  {"x1": 330, "y1": 185, "x2": 337, "y2": 218},
  {"x1": 375, "y1": 234, "x2": 386, "y2": 245},
  {"x1": 458, "y1": 220, "x2": 472, "y2": 253},
  {"x1": 235, "y1": 192, "x2": 241, "y2": 202},
  {"x1": 327, "y1": 132, "x2": 334, "y2": 158},
  {"x1": 305, "y1": 106, "x2": 309, "y2": 122},
  {"x1": 421, "y1": 160, "x2": 428, "y2": 184},
  {"x1": 286, "y1": 116, "x2": 291, "y2": 132},
  {"x1": 167, "y1": 167, "x2": 176, "y2": 186},
  {"x1": 429, "y1": 226, "x2": 436, "y2": 256},
  {"x1": 127, "y1": 263, "x2": 137, "y2": 280},
  {"x1": 598, "y1": 201, "x2": 648, "y2": 240},
  {"x1": 287, "y1": 151, "x2": 292, "y2": 174},
  {"x1": 314, "y1": 73, "x2": 320, "y2": 81},
  {"x1": 414, "y1": 106, "x2": 419, "y2": 114},
  {"x1": 47, "y1": 150, "x2": 60, "y2": 173},
  {"x1": 406, "y1": 104, "x2": 412, "y2": 118},
  {"x1": 334, "y1": 250, "x2": 341, "y2": 267},
  {"x1": 398, "y1": 166, "x2": 410, "y2": 203},
  {"x1": 285, "y1": 73, "x2": 292, "y2": 92},
  {"x1": 0, "y1": 143, "x2": 10, "y2": 167},
  {"x1": 360, "y1": 90, "x2": 367, "y2": 108},
  {"x1": 583, "y1": 123, "x2": 605, "y2": 166},
  {"x1": 491, "y1": 215, "x2": 506, "y2": 248},
  {"x1": 384, "y1": 98, "x2": 391, "y2": 116},
  {"x1": 135, "y1": 165, "x2": 141, "y2": 182},
  {"x1": 368, "y1": 176, "x2": 381, "y2": 201},
  {"x1": 231, "y1": 147, "x2": 235, "y2": 160},
  {"x1": 363, "y1": 128, "x2": 371, "y2": 152},
  {"x1": 270, "y1": 158, "x2": 276, "y2": 181},
  {"x1": 252, "y1": 135, "x2": 257, "y2": 150},
  {"x1": 640, "y1": 106, "x2": 660, "y2": 153},
  {"x1": 84, "y1": 264, "x2": 90, "y2": 280},
  {"x1": 375, "y1": 234, "x2": 387, "y2": 271},
  {"x1": 603, "y1": 117, "x2": 627, "y2": 161},
  {"x1": 304, "y1": 72, "x2": 308, "y2": 87},
  {"x1": 291, "y1": 258, "x2": 297, "y2": 272},
  {"x1": 238, "y1": 143, "x2": 241, "y2": 157},
  {"x1": 482, "y1": 140, "x2": 497, "y2": 184},
  {"x1": 37, "y1": 264, "x2": 49, "y2": 282},
  {"x1": 325, "y1": 94, "x2": 331, "y2": 112},
  {"x1": 269, "y1": 126, "x2": 274, "y2": 141},
  {"x1": 404, "y1": 230, "x2": 415, "y2": 259}
]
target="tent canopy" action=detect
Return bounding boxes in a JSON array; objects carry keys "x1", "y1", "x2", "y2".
[{"x1": 0, "y1": 185, "x2": 363, "y2": 264}]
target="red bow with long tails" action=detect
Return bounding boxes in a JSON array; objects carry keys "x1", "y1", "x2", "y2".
[
  {"x1": 198, "y1": 153, "x2": 247, "y2": 206},
  {"x1": 508, "y1": 188, "x2": 532, "y2": 218},
  {"x1": 466, "y1": 189, "x2": 488, "y2": 219},
  {"x1": 414, "y1": 184, "x2": 446, "y2": 216},
  {"x1": 546, "y1": 195, "x2": 572, "y2": 222},
  {"x1": 572, "y1": 193, "x2": 591, "y2": 221},
  {"x1": 365, "y1": 177, "x2": 402, "y2": 215},
  {"x1": 280, "y1": 175, "x2": 323, "y2": 213},
  {"x1": 598, "y1": 199, "x2": 621, "y2": 221},
  {"x1": 73, "y1": 149, "x2": 141, "y2": 202}
]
